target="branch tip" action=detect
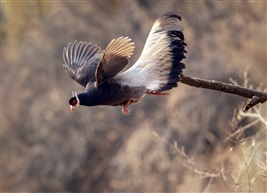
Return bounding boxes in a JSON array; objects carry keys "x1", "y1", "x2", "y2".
[
  {"x1": 244, "y1": 96, "x2": 262, "y2": 111},
  {"x1": 179, "y1": 74, "x2": 267, "y2": 109}
]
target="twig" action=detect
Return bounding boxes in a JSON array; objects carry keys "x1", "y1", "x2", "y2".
[
  {"x1": 239, "y1": 111, "x2": 267, "y2": 126},
  {"x1": 225, "y1": 119, "x2": 261, "y2": 142},
  {"x1": 153, "y1": 131, "x2": 221, "y2": 178},
  {"x1": 180, "y1": 74, "x2": 267, "y2": 110}
]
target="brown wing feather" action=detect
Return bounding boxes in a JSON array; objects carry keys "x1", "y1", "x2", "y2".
[{"x1": 95, "y1": 37, "x2": 135, "y2": 86}]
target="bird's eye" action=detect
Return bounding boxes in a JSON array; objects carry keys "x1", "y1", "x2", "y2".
[{"x1": 69, "y1": 98, "x2": 77, "y2": 106}]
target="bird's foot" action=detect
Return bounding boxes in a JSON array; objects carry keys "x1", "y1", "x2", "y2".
[
  {"x1": 122, "y1": 104, "x2": 130, "y2": 115},
  {"x1": 121, "y1": 100, "x2": 133, "y2": 115},
  {"x1": 121, "y1": 98, "x2": 143, "y2": 115}
]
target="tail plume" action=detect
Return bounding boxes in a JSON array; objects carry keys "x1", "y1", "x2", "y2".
[{"x1": 118, "y1": 13, "x2": 187, "y2": 92}]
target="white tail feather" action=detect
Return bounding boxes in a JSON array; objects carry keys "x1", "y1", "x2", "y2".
[{"x1": 116, "y1": 13, "x2": 186, "y2": 92}]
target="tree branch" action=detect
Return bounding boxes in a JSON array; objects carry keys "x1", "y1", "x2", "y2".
[{"x1": 179, "y1": 74, "x2": 267, "y2": 110}]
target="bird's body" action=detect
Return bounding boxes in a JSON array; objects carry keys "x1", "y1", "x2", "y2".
[
  {"x1": 62, "y1": 13, "x2": 187, "y2": 115},
  {"x1": 79, "y1": 81, "x2": 145, "y2": 107}
]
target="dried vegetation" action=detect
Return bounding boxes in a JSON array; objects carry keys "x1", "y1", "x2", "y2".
[{"x1": 1, "y1": 1, "x2": 266, "y2": 192}]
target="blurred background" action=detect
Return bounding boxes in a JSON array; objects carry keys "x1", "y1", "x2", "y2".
[{"x1": 1, "y1": 1, "x2": 266, "y2": 192}]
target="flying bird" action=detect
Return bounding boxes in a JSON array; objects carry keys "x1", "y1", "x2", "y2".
[{"x1": 62, "y1": 13, "x2": 187, "y2": 115}]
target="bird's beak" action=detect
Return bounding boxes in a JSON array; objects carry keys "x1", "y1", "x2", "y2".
[
  {"x1": 70, "y1": 105, "x2": 75, "y2": 112},
  {"x1": 70, "y1": 91, "x2": 80, "y2": 112}
]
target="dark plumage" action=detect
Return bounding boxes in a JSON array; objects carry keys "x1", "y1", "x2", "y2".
[{"x1": 63, "y1": 13, "x2": 187, "y2": 115}]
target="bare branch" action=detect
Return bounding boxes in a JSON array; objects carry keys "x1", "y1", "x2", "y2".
[
  {"x1": 153, "y1": 131, "x2": 221, "y2": 178},
  {"x1": 239, "y1": 110, "x2": 267, "y2": 126},
  {"x1": 225, "y1": 119, "x2": 261, "y2": 142},
  {"x1": 180, "y1": 74, "x2": 267, "y2": 110}
]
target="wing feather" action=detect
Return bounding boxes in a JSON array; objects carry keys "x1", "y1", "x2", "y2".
[
  {"x1": 75, "y1": 42, "x2": 83, "y2": 62},
  {"x1": 63, "y1": 41, "x2": 103, "y2": 87},
  {"x1": 95, "y1": 37, "x2": 135, "y2": 86}
]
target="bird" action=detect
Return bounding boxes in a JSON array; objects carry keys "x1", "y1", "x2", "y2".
[{"x1": 62, "y1": 13, "x2": 187, "y2": 115}]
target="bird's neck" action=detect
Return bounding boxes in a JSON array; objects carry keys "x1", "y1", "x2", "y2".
[{"x1": 78, "y1": 91, "x2": 101, "y2": 106}]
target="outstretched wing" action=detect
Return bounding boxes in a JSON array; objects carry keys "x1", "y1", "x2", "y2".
[
  {"x1": 95, "y1": 37, "x2": 135, "y2": 86},
  {"x1": 63, "y1": 41, "x2": 103, "y2": 87}
]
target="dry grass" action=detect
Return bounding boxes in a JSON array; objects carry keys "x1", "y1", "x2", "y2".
[{"x1": 2, "y1": 1, "x2": 266, "y2": 192}]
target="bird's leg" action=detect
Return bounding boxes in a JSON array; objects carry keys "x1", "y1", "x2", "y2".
[{"x1": 145, "y1": 90, "x2": 169, "y2": 95}]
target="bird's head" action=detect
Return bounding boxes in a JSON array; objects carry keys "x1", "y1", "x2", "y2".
[{"x1": 69, "y1": 91, "x2": 80, "y2": 112}]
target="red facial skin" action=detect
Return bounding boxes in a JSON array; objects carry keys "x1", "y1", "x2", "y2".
[{"x1": 69, "y1": 98, "x2": 77, "y2": 112}]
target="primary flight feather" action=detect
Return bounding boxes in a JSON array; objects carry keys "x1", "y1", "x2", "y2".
[{"x1": 63, "y1": 13, "x2": 187, "y2": 115}]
